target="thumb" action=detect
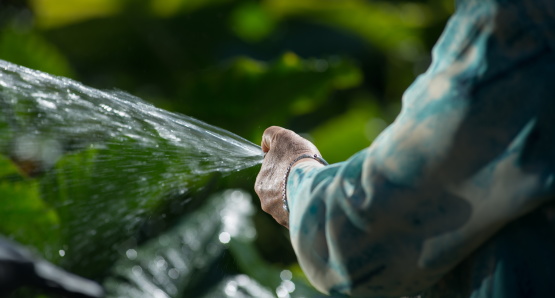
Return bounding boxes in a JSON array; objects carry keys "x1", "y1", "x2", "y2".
[{"x1": 261, "y1": 126, "x2": 285, "y2": 153}]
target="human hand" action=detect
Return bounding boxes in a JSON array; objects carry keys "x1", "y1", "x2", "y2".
[{"x1": 254, "y1": 126, "x2": 323, "y2": 228}]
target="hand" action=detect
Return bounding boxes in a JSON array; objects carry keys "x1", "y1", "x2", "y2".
[{"x1": 254, "y1": 126, "x2": 322, "y2": 228}]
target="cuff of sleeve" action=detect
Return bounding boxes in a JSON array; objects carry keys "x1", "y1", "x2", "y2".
[{"x1": 286, "y1": 161, "x2": 326, "y2": 209}]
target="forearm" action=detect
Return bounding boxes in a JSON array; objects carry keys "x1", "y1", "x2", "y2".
[
  {"x1": 287, "y1": 149, "x2": 462, "y2": 297},
  {"x1": 287, "y1": 132, "x2": 554, "y2": 297}
]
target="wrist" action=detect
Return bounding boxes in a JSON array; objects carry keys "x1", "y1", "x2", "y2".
[{"x1": 282, "y1": 154, "x2": 328, "y2": 212}]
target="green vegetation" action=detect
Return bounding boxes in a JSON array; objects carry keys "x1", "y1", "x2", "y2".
[{"x1": 0, "y1": 0, "x2": 453, "y2": 296}]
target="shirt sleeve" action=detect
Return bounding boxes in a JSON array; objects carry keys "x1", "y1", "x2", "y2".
[{"x1": 286, "y1": 0, "x2": 555, "y2": 296}]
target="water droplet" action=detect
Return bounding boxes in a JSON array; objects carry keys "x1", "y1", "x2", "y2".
[
  {"x1": 99, "y1": 103, "x2": 113, "y2": 112},
  {"x1": 168, "y1": 268, "x2": 180, "y2": 279},
  {"x1": 155, "y1": 256, "x2": 168, "y2": 270},
  {"x1": 282, "y1": 280, "x2": 296, "y2": 293},
  {"x1": 37, "y1": 98, "x2": 57, "y2": 109},
  {"x1": 218, "y1": 232, "x2": 231, "y2": 244},
  {"x1": 224, "y1": 280, "x2": 238, "y2": 296},
  {"x1": 236, "y1": 274, "x2": 250, "y2": 286},
  {"x1": 126, "y1": 248, "x2": 137, "y2": 260},
  {"x1": 132, "y1": 265, "x2": 143, "y2": 275},
  {"x1": 280, "y1": 269, "x2": 292, "y2": 281},
  {"x1": 276, "y1": 285, "x2": 290, "y2": 298},
  {"x1": 58, "y1": 249, "x2": 65, "y2": 257}
]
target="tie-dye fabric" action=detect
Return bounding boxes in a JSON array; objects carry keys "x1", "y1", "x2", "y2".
[{"x1": 286, "y1": 0, "x2": 555, "y2": 297}]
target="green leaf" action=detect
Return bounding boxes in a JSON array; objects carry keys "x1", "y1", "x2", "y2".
[
  {"x1": 0, "y1": 26, "x2": 73, "y2": 77},
  {"x1": 0, "y1": 154, "x2": 61, "y2": 260}
]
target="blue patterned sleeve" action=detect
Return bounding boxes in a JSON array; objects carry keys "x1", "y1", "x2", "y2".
[{"x1": 286, "y1": 0, "x2": 555, "y2": 296}]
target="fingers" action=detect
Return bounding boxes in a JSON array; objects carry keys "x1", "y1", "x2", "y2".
[{"x1": 261, "y1": 126, "x2": 285, "y2": 153}]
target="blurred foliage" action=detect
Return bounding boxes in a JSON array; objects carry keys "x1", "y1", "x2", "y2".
[
  {"x1": 0, "y1": 155, "x2": 61, "y2": 256},
  {"x1": 0, "y1": 0, "x2": 454, "y2": 296}
]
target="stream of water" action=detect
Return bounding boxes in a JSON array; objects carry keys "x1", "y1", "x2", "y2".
[
  {"x1": 0, "y1": 59, "x2": 263, "y2": 174},
  {"x1": 0, "y1": 59, "x2": 264, "y2": 283}
]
